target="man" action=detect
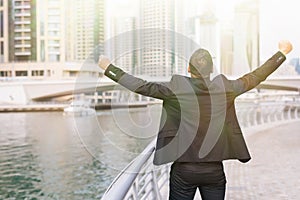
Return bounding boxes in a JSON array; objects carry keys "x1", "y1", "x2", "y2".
[{"x1": 98, "y1": 40, "x2": 292, "y2": 200}]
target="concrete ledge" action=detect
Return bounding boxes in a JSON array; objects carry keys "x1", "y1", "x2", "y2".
[{"x1": 0, "y1": 104, "x2": 66, "y2": 112}]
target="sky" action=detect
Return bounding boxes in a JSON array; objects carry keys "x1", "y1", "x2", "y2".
[
  {"x1": 106, "y1": 0, "x2": 243, "y2": 19},
  {"x1": 259, "y1": 0, "x2": 300, "y2": 60},
  {"x1": 106, "y1": 0, "x2": 300, "y2": 61}
]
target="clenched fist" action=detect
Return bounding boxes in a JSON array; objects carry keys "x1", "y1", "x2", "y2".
[
  {"x1": 98, "y1": 55, "x2": 111, "y2": 70},
  {"x1": 278, "y1": 40, "x2": 293, "y2": 55}
]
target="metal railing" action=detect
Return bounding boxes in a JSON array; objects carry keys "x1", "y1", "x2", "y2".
[
  {"x1": 101, "y1": 96, "x2": 300, "y2": 200},
  {"x1": 235, "y1": 100, "x2": 300, "y2": 128},
  {"x1": 101, "y1": 139, "x2": 170, "y2": 200}
]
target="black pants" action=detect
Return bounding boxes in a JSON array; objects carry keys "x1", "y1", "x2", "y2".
[{"x1": 169, "y1": 162, "x2": 226, "y2": 200}]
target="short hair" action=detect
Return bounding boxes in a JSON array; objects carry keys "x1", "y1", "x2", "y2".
[{"x1": 189, "y1": 49, "x2": 213, "y2": 77}]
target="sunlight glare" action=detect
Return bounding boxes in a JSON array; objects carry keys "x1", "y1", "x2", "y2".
[{"x1": 215, "y1": 0, "x2": 248, "y2": 20}]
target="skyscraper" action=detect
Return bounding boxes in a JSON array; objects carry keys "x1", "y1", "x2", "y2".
[
  {"x1": 70, "y1": 0, "x2": 105, "y2": 62},
  {"x1": 0, "y1": 0, "x2": 105, "y2": 80},
  {"x1": 232, "y1": 0, "x2": 259, "y2": 76},
  {"x1": 36, "y1": 0, "x2": 66, "y2": 62},
  {"x1": 110, "y1": 17, "x2": 137, "y2": 73},
  {"x1": 219, "y1": 21, "x2": 234, "y2": 75},
  {"x1": 139, "y1": 0, "x2": 185, "y2": 77},
  {"x1": 9, "y1": 0, "x2": 37, "y2": 62},
  {"x1": 0, "y1": 0, "x2": 8, "y2": 63},
  {"x1": 1, "y1": 0, "x2": 105, "y2": 63}
]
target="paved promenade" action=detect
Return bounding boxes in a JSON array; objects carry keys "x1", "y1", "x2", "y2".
[
  {"x1": 161, "y1": 120, "x2": 300, "y2": 199},
  {"x1": 223, "y1": 120, "x2": 300, "y2": 200}
]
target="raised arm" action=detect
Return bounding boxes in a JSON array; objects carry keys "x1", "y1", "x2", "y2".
[
  {"x1": 232, "y1": 40, "x2": 293, "y2": 96},
  {"x1": 98, "y1": 56, "x2": 174, "y2": 99}
]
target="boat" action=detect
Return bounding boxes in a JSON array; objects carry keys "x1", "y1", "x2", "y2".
[{"x1": 63, "y1": 100, "x2": 96, "y2": 116}]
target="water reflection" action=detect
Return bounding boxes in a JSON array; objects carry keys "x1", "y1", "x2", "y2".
[{"x1": 0, "y1": 105, "x2": 161, "y2": 199}]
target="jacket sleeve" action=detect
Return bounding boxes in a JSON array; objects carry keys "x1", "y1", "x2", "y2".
[
  {"x1": 104, "y1": 64, "x2": 174, "y2": 99},
  {"x1": 231, "y1": 51, "x2": 286, "y2": 96}
]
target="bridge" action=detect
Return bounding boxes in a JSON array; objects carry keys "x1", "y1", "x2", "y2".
[{"x1": 0, "y1": 76, "x2": 300, "y2": 105}]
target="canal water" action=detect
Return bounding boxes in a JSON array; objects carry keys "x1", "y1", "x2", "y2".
[{"x1": 0, "y1": 105, "x2": 161, "y2": 199}]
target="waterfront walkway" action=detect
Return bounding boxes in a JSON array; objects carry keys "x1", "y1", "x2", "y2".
[
  {"x1": 223, "y1": 120, "x2": 300, "y2": 200},
  {"x1": 162, "y1": 120, "x2": 300, "y2": 200}
]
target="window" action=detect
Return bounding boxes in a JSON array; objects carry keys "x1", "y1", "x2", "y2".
[
  {"x1": 48, "y1": 31, "x2": 60, "y2": 36},
  {"x1": 16, "y1": 71, "x2": 28, "y2": 77},
  {"x1": 0, "y1": 11, "x2": 3, "y2": 37},
  {"x1": 0, "y1": 41, "x2": 3, "y2": 55},
  {"x1": 40, "y1": 22, "x2": 45, "y2": 36},
  {"x1": 40, "y1": 40, "x2": 45, "y2": 61},
  {"x1": 69, "y1": 71, "x2": 77, "y2": 77},
  {"x1": 31, "y1": 70, "x2": 44, "y2": 77},
  {"x1": 0, "y1": 71, "x2": 10, "y2": 77},
  {"x1": 49, "y1": 55, "x2": 60, "y2": 62}
]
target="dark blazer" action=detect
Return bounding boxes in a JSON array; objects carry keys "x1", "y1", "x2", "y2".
[{"x1": 104, "y1": 51, "x2": 286, "y2": 165}]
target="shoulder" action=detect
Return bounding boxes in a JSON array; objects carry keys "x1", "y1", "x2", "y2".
[
  {"x1": 171, "y1": 74, "x2": 186, "y2": 79},
  {"x1": 170, "y1": 74, "x2": 191, "y2": 82},
  {"x1": 210, "y1": 74, "x2": 236, "y2": 91},
  {"x1": 170, "y1": 74, "x2": 193, "y2": 84},
  {"x1": 168, "y1": 75, "x2": 192, "y2": 90},
  {"x1": 212, "y1": 74, "x2": 230, "y2": 84}
]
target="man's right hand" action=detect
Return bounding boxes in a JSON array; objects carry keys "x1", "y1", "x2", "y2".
[
  {"x1": 98, "y1": 55, "x2": 111, "y2": 71},
  {"x1": 279, "y1": 40, "x2": 293, "y2": 55}
]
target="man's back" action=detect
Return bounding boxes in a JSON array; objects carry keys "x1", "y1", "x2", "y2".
[{"x1": 154, "y1": 74, "x2": 249, "y2": 165}]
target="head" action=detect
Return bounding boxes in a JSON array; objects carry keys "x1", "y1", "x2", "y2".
[{"x1": 188, "y1": 48, "x2": 213, "y2": 78}]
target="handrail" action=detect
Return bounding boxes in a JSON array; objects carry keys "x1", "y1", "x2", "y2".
[
  {"x1": 101, "y1": 139, "x2": 158, "y2": 200},
  {"x1": 101, "y1": 96, "x2": 300, "y2": 200}
]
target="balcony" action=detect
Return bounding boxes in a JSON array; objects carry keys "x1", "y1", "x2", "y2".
[
  {"x1": 14, "y1": 36, "x2": 31, "y2": 40},
  {"x1": 14, "y1": 28, "x2": 31, "y2": 33},
  {"x1": 15, "y1": 51, "x2": 31, "y2": 56},
  {"x1": 15, "y1": 12, "x2": 31, "y2": 17},
  {"x1": 14, "y1": 21, "x2": 31, "y2": 25},
  {"x1": 14, "y1": 4, "x2": 31, "y2": 9},
  {"x1": 14, "y1": 43, "x2": 31, "y2": 48}
]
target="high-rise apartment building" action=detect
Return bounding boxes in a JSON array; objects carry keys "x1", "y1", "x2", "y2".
[
  {"x1": 232, "y1": 0, "x2": 259, "y2": 76},
  {"x1": 0, "y1": 0, "x2": 9, "y2": 63},
  {"x1": 1, "y1": 0, "x2": 104, "y2": 63},
  {"x1": 139, "y1": 0, "x2": 185, "y2": 77},
  {"x1": 219, "y1": 22, "x2": 234, "y2": 75},
  {"x1": 71, "y1": 0, "x2": 105, "y2": 62},
  {"x1": 36, "y1": 0, "x2": 66, "y2": 62},
  {"x1": 0, "y1": 0, "x2": 105, "y2": 80},
  {"x1": 8, "y1": 0, "x2": 37, "y2": 62},
  {"x1": 110, "y1": 17, "x2": 137, "y2": 73}
]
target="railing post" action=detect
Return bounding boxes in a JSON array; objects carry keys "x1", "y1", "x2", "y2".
[
  {"x1": 280, "y1": 104, "x2": 285, "y2": 121},
  {"x1": 267, "y1": 106, "x2": 272, "y2": 123},
  {"x1": 287, "y1": 105, "x2": 292, "y2": 120},
  {"x1": 274, "y1": 105, "x2": 279, "y2": 121},
  {"x1": 292, "y1": 105, "x2": 297, "y2": 119},
  {"x1": 253, "y1": 107, "x2": 258, "y2": 126},
  {"x1": 151, "y1": 170, "x2": 162, "y2": 200},
  {"x1": 270, "y1": 106, "x2": 278, "y2": 122},
  {"x1": 245, "y1": 107, "x2": 251, "y2": 128},
  {"x1": 256, "y1": 104, "x2": 263, "y2": 125},
  {"x1": 261, "y1": 106, "x2": 266, "y2": 124}
]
